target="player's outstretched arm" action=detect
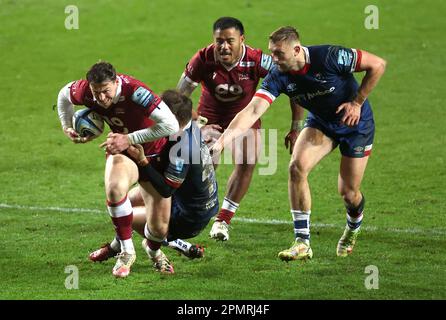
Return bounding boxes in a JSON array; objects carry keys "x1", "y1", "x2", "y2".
[
  {"x1": 336, "y1": 50, "x2": 387, "y2": 126},
  {"x1": 177, "y1": 72, "x2": 206, "y2": 124},
  {"x1": 211, "y1": 96, "x2": 270, "y2": 155},
  {"x1": 177, "y1": 72, "x2": 198, "y2": 98}
]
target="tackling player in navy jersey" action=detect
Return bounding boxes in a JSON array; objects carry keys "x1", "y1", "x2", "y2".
[
  {"x1": 212, "y1": 26, "x2": 386, "y2": 261},
  {"x1": 90, "y1": 90, "x2": 219, "y2": 274}
]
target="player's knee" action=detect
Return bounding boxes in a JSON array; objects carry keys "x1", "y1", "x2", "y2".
[{"x1": 289, "y1": 160, "x2": 308, "y2": 182}]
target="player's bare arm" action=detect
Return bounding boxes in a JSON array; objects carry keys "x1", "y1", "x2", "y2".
[
  {"x1": 285, "y1": 99, "x2": 305, "y2": 154},
  {"x1": 336, "y1": 50, "x2": 387, "y2": 127},
  {"x1": 177, "y1": 72, "x2": 198, "y2": 98},
  {"x1": 212, "y1": 96, "x2": 269, "y2": 154},
  {"x1": 177, "y1": 73, "x2": 207, "y2": 124}
]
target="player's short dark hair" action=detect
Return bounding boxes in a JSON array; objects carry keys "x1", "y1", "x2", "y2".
[
  {"x1": 213, "y1": 17, "x2": 244, "y2": 35},
  {"x1": 161, "y1": 90, "x2": 192, "y2": 127},
  {"x1": 86, "y1": 61, "x2": 117, "y2": 84},
  {"x1": 269, "y1": 26, "x2": 300, "y2": 43}
]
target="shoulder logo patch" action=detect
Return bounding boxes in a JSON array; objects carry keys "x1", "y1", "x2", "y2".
[
  {"x1": 132, "y1": 86, "x2": 154, "y2": 107},
  {"x1": 337, "y1": 49, "x2": 353, "y2": 66},
  {"x1": 260, "y1": 54, "x2": 273, "y2": 70}
]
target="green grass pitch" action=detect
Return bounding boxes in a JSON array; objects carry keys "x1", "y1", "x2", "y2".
[{"x1": 0, "y1": 0, "x2": 445, "y2": 299}]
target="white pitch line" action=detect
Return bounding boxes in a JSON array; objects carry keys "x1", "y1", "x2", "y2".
[
  {"x1": 0, "y1": 203, "x2": 102, "y2": 214},
  {"x1": 1, "y1": 203, "x2": 445, "y2": 236}
]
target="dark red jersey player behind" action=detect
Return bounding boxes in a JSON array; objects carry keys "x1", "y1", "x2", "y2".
[{"x1": 177, "y1": 17, "x2": 304, "y2": 241}]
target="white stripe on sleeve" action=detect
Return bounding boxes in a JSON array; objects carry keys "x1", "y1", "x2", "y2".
[{"x1": 57, "y1": 81, "x2": 75, "y2": 129}]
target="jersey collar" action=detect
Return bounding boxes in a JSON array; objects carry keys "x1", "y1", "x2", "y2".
[
  {"x1": 169, "y1": 120, "x2": 192, "y2": 140},
  {"x1": 289, "y1": 46, "x2": 311, "y2": 75},
  {"x1": 112, "y1": 76, "x2": 123, "y2": 104}
]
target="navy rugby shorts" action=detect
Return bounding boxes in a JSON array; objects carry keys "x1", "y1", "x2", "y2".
[{"x1": 305, "y1": 112, "x2": 375, "y2": 158}]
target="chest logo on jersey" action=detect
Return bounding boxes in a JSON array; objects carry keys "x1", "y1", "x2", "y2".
[
  {"x1": 294, "y1": 87, "x2": 336, "y2": 102},
  {"x1": 215, "y1": 83, "x2": 244, "y2": 102},
  {"x1": 314, "y1": 73, "x2": 327, "y2": 83},
  {"x1": 287, "y1": 83, "x2": 297, "y2": 92},
  {"x1": 239, "y1": 61, "x2": 255, "y2": 67}
]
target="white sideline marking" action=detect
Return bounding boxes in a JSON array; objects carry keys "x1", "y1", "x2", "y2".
[
  {"x1": 0, "y1": 203, "x2": 102, "y2": 214},
  {"x1": 1, "y1": 203, "x2": 445, "y2": 236}
]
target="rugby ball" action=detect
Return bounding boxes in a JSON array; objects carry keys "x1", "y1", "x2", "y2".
[{"x1": 72, "y1": 108, "x2": 104, "y2": 139}]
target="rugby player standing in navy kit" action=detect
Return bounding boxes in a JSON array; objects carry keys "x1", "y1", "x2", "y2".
[{"x1": 212, "y1": 26, "x2": 386, "y2": 262}]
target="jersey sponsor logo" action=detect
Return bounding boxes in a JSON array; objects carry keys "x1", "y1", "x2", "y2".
[
  {"x1": 260, "y1": 54, "x2": 273, "y2": 71},
  {"x1": 295, "y1": 87, "x2": 336, "y2": 103},
  {"x1": 239, "y1": 61, "x2": 255, "y2": 67},
  {"x1": 215, "y1": 83, "x2": 244, "y2": 102},
  {"x1": 132, "y1": 86, "x2": 154, "y2": 107},
  {"x1": 337, "y1": 49, "x2": 353, "y2": 66}
]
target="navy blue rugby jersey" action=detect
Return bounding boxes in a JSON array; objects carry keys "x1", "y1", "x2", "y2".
[
  {"x1": 256, "y1": 45, "x2": 373, "y2": 122},
  {"x1": 162, "y1": 121, "x2": 218, "y2": 215}
]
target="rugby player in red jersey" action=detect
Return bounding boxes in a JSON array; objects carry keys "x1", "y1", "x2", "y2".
[
  {"x1": 177, "y1": 17, "x2": 304, "y2": 241},
  {"x1": 57, "y1": 62, "x2": 179, "y2": 277}
]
